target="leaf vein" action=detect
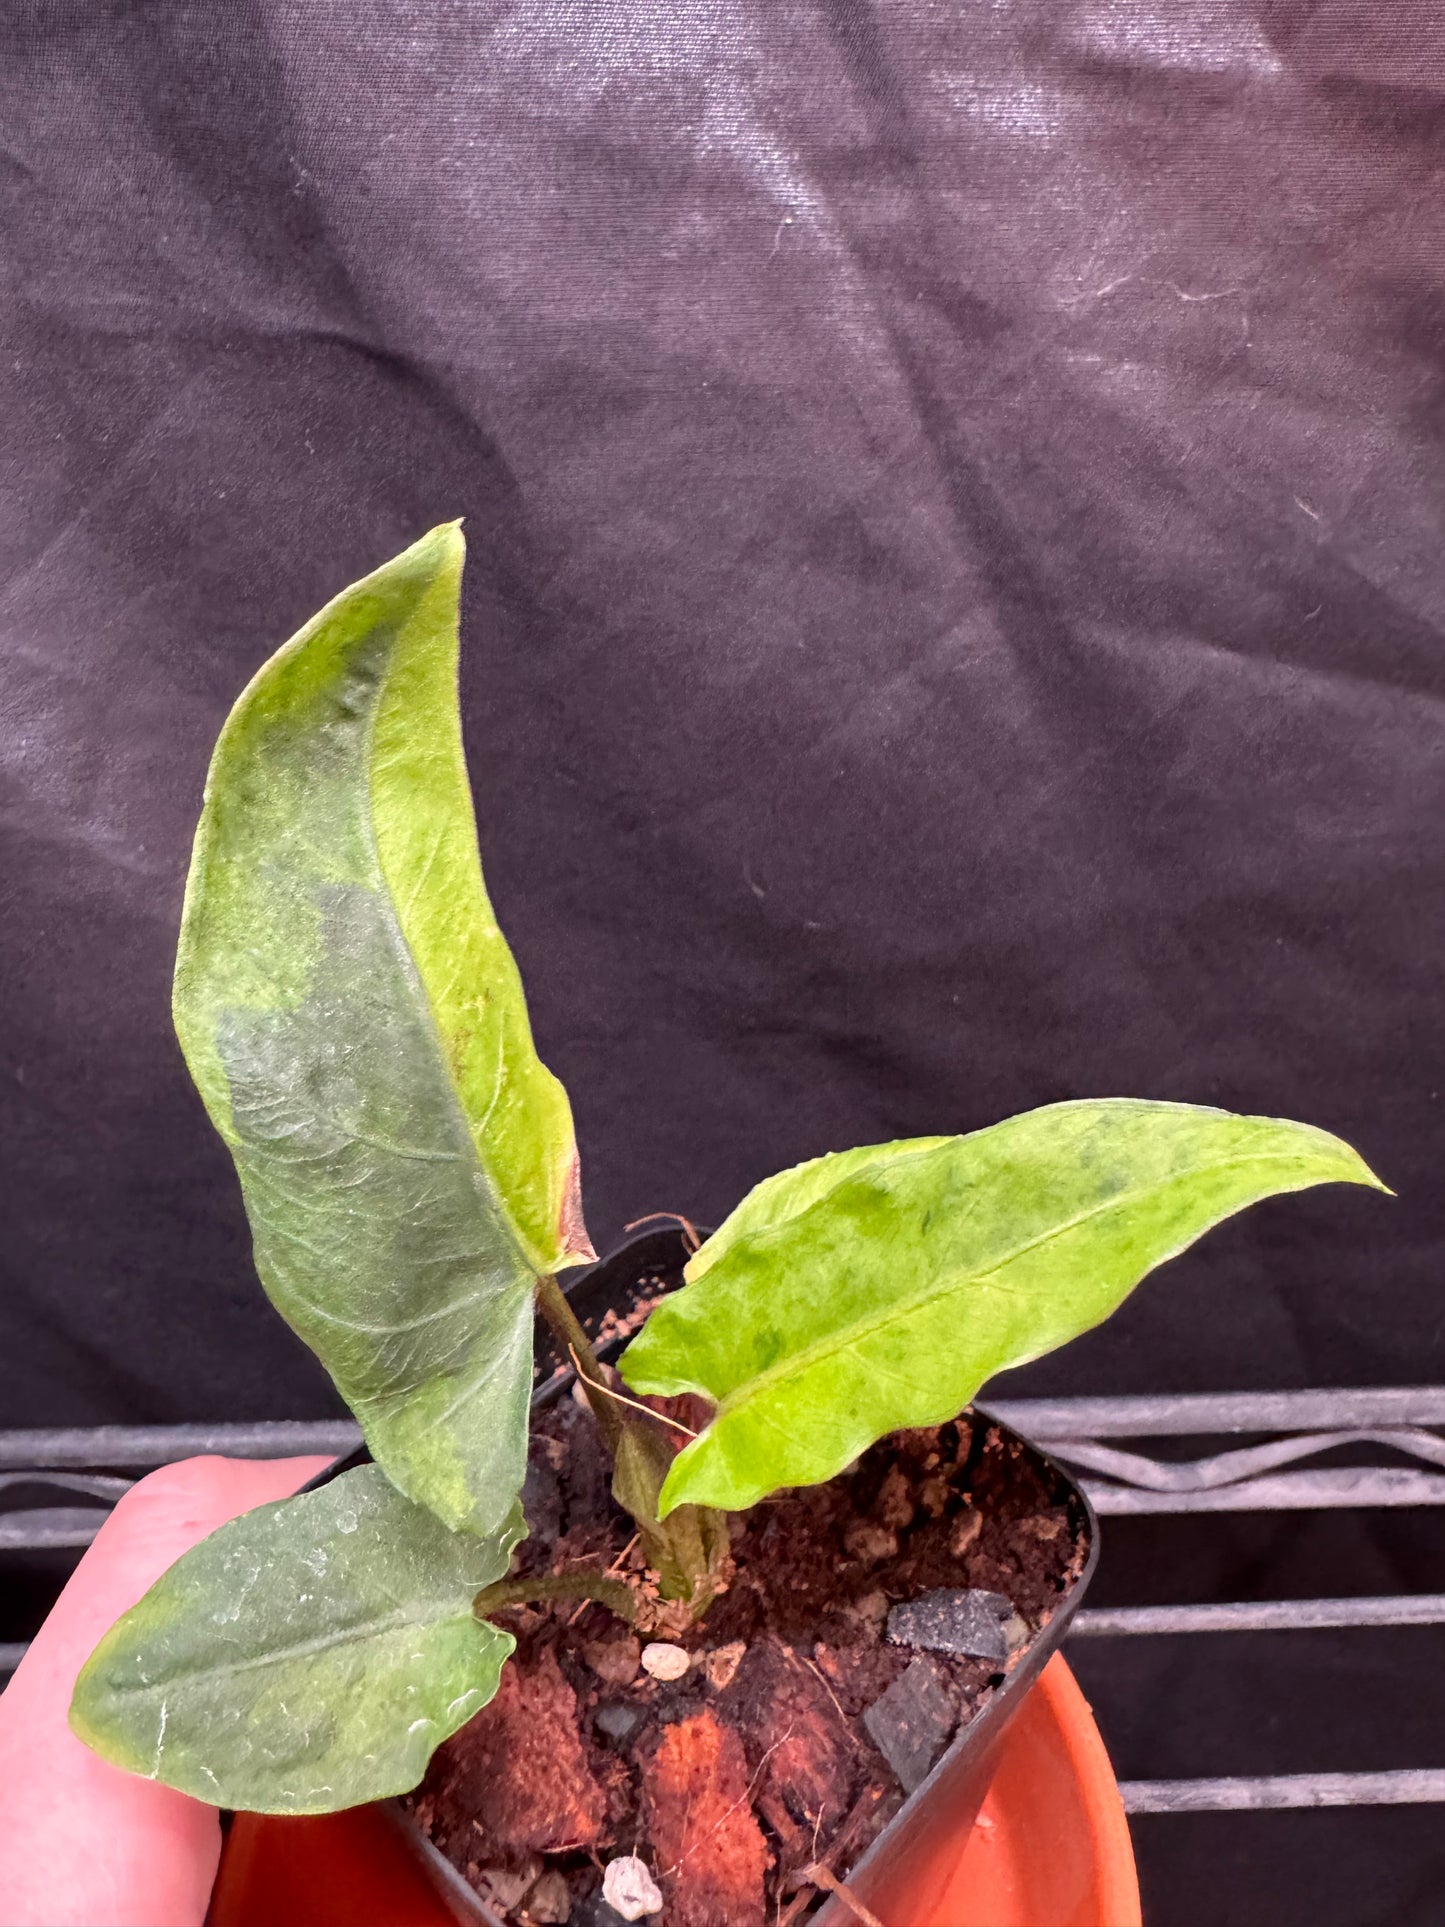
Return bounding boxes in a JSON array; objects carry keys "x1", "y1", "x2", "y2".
[{"x1": 714, "y1": 1152, "x2": 1328, "y2": 1418}]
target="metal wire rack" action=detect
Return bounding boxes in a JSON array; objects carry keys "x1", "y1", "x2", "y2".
[
  {"x1": 3, "y1": 1388, "x2": 1444, "y2": 1816},
  {"x1": 987, "y1": 1386, "x2": 1445, "y2": 1815}
]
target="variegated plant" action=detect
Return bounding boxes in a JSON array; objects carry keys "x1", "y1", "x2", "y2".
[{"x1": 70, "y1": 528, "x2": 1385, "y2": 1813}]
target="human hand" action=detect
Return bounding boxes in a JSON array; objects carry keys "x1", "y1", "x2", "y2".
[{"x1": 0, "y1": 1454, "x2": 331, "y2": 1927}]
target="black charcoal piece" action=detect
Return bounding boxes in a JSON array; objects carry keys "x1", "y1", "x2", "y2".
[
  {"x1": 578, "y1": 1898, "x2": 630, "y2": 1927},
  {"x1": 886, "y1": 1587, "x2": 1015, "y2": 1663},
  {"x1": 862, "y1": 1654, "x2": 958, "y2": 1794},
  {"x1": 594, "y1": 1700, "x2": 647, "y2": 1746}
]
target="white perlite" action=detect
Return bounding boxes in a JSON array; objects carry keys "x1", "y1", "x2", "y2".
[
  {"x1": 602, "y1": 1854, "x2": 664, "y2": 1920},
  {"x1": 640, "y1": 1640, "x2": 691, "y2": 1680}
]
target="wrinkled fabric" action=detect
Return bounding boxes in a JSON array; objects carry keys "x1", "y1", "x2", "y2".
[
  {"x1": 5, "y1": 0, "x2": 1440, "y2": 1423},
  {"x1": 2, "y1": 12, "x2": 1444, "y2": 1908}
]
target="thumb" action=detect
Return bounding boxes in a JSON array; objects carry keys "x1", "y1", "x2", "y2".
[{"x1": 0, "y1": 1454, "x2": 332, "y2": 1927}]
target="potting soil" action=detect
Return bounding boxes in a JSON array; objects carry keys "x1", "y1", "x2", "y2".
[{"x1": 409, "y1": 1395, "x2": 1087, "y2": 1927}]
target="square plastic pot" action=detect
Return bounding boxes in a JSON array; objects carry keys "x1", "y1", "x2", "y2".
[{"x1": 207, "y1": 1230, "x2": 1140, "y2": 1927}]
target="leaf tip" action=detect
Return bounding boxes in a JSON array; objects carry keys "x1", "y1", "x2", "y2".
[
  {"x1": 383, "y1": 521, "x2": 465, "y2": 596},
  {"x1": 1313, "y1": 1129, "x2": 1391, "y2": 1198}
]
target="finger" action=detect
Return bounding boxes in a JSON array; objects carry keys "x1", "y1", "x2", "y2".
[{"x1": 0, "y1": 1454, "x2": 333, "y2": 1927}]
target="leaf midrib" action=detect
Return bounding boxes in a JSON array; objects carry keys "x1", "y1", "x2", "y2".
[
  {"x1": 710, "y1": 1150, "x2": 1322, "y2": 1420},
  {"x1": 111, "y1": 1595, "x2": 490, "y2": 1696},
  {"x1": 354, "y1": 634, "x2": 543, "y2": 1291}
]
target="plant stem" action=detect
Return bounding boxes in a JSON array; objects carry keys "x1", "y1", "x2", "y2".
[
  {"x1": 534, "y1": 1271, "x2": 623, "y2": 1456},
  {"x1": 473, "y1": 1570, "x2": 637, "y2": 1624},
  {"x1": 533, "y1": 1272, "x2": 729, "y2": 1620}
]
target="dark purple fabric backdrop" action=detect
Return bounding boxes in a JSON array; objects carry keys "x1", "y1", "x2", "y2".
[{"x1": 3, "y1": 7, "x2": 1443, "y2": 1918}]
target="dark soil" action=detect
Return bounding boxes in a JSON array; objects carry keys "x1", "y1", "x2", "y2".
[{"x1": 408, "y1": 1389, "x2": 1087, "y2": 1927}]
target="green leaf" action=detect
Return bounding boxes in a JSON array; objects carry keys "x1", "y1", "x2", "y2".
[
  {"x1": 620, "y1": 1101, "x2": 1385, "y2": 1515},
  {"x1": 686, "y1": 1137, "x2": 952, "y2": 1280},
  {"x1": 173, "y1": 526, "x2": 592, "y2": 1535},
  {"x1": 69, "y1": 1466, "x2": 522, "y2": 1814}
]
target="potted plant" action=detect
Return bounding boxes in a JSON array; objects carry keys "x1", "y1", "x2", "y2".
[{"x1": 69, "y1": 527, "x2": 1383, "y2": 1927}]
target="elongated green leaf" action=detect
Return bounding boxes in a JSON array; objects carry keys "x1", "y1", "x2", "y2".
[
  {"x1": 174, "y1": 526, "x2": 592, "y2": 1535},
  {"x1": 70, "y1": 1466, "x2": 521, "y2": 1814},
  {"x1": 620, "y1": 1101, "x2": 1385, "y2": 1515},
  {"x1": 687, "y1": 1137, "x2": 951, "y2": 1280}
]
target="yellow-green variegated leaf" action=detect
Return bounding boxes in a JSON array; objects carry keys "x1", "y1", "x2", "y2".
[
  {"x1": 686, "y1": 1137, "x2": 951, "y2": 1280},
  {"x1": 620, "y1": 1101, "x2": 1384, "y2": 1515},
  {"x1": 69, "y1": 1466, "x2": 521, "y2": 1814},
  {"x1": 173, "y1": 526, "x2": 592, "y2": 1536}
]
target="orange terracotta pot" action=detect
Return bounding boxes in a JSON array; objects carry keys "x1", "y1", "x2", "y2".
[
  {"x1": 917, "y1": 1653, "x2": 1141, "y2": 1927},
  {"x1": 208, "y1": 1653, "x2": 1139, "y2": 1927}
]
